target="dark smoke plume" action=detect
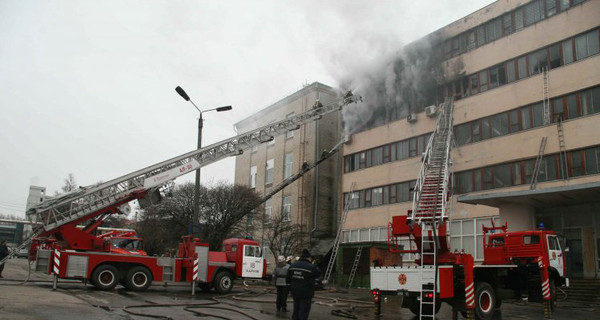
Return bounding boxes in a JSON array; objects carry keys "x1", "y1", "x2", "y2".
[{"x1": 340, "y1": 36, "x2": 445, "y2": 135}]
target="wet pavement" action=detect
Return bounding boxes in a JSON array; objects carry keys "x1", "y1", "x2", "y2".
[{"x1": 0, "y1": 258, "x2": 597, "y2": 319}]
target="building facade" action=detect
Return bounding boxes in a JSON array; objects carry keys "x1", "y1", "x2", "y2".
[
  {"x1": 341, "y1": 0, "x2": 600, "y2": 285},
  {"x1": 233, "y1": 82, "x2": 342, "y2": 263}
]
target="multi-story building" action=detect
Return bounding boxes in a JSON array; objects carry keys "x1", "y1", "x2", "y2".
[
  {"x1": 233, "y1": 82, "x2": 342, "y2": 264},
  {"x1": 340, "y1": 0, "x2": 600, "y2": 286}
]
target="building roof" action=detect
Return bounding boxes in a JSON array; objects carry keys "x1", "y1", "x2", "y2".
[{"x1": 233, "y1": 81, "x2": 336, "y2": 132}]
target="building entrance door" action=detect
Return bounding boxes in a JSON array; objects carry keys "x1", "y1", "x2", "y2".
[{"x1": 564, "y1": 228, "x2": 584, "y2": 278}]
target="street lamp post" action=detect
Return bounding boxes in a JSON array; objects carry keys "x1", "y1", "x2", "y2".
[{"x1": 175, "y1": 86, "x2": 232, "y2": 239}]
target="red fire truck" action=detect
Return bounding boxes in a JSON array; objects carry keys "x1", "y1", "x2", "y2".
[
  {"x1": 33, "y1": 234, "x2": 265, "y2": 293},
  {"x1": 371, "y1": 216, "x2": 567, "y2": 319},
  {"x1": 3, "y1": 91, "x2": 358, "y2": 293},
  {"x1": 369, "y1": 99, "x2": 567, "y2": 319}
]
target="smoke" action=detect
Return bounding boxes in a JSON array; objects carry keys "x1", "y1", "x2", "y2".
[{"x1": 338, "y1": 37, "x2": 444, "y2": 136}]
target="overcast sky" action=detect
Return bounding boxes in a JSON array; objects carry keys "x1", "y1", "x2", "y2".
[{"x1": 0, "y1": 0, "x2": 495, "y2": 217}]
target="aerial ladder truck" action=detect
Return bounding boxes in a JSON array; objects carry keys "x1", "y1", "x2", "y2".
[
  {"x1": 370, "y1": 99, "x2": 567, "y2": 319},
  {"x1": 0, "y1": 91, "x2": 359, "y2": 293}
]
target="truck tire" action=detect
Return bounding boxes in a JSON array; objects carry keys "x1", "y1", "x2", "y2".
[
  {"x1": 124, "y1": 266, "x2": 153, "y2": 292},
  {"x1": 214, "y1": 271, "x2": 233, "y2": 294},
  {"x1": 91, "y1": 265, "x2": 120, "y2": 291},
  {"x1": 474, "y1": 282, "x2": 496, "y2": 320}
]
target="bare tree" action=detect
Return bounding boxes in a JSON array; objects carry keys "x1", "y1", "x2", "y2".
[
  {"x1": 55, "y1": 173, "x2": 77, "y2": 195},
  {"x1": 262, "y1": 210, "x2": 307, "y2": 259},
  {"x1": 137, "y1": 182, "x2": 262, "y2": 254},
  {"x1": 198, "y1": 182, "x2": 263, "y2": 250}
]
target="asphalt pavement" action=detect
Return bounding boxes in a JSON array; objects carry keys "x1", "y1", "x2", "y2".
[{"x1": 0, "y1": 258, "x2": 597, "y2": 320}]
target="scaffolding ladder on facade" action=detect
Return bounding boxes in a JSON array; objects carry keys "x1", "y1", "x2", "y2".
[
  {"x1": 543, "y1": 67, "x2": 551, "y2": 125},
  {"x1": 530, "y1": 136, "x2": 548, "y2": 190},
  {"x1": 322, "y1": 182, "x2": 356, "y2": 286},
  {"x1": 409, "y1": 97, "x2": 454, "y2": 320},
  {"x1": 557, "y1": 117, "x2": 569, "y2": 180},
  {"x1": 347, "y1": 246, "x2": 363, "y2": 288}
]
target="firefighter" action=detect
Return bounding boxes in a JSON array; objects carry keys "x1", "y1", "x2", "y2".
[
  {"x1": 287, "y1": 249, "x2": 321, "y2": 320},
  {"x1": 273, "y1": 255, "x2": 291, "y2": 312}
]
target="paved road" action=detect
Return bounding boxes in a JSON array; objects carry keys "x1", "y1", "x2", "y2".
[{"x1": 0, "y1": 258, "x2": 597, "y2": 319}]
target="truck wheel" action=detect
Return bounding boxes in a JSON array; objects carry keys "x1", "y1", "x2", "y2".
[
  {"x1": 474, "y1": 282, "x2": 496, "y2": 320},
  {"x1": 91, "y1": 265, "x2": 120, "y2": 291},
  {"x1": 214, "y1": 271, "x2": 233, "y2": 294},
  {"x1": 124, "y1": 266, "x2": 152, "y2": 292}
]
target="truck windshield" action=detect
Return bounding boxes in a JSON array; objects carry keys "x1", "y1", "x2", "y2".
[{"x1": 112, "y1": 238, "x2": 142, "y2": 250}]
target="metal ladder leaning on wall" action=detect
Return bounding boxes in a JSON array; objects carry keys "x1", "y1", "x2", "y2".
[
  {"x1": 347, "y1": 246, "x2": 363, "y2": 288},
  {"x1": 322, "y1": 182, "x2": 356, "y2": 286}
]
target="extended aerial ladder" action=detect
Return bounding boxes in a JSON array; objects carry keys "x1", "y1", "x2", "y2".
[
  {"x1": 0, "y1": 91, "x2": 359, "y2": 266},
  {"x1": 408, "y1": 98, "x2": 454, "y2": 320},
  {"x1": 257, "y1": 138, "x2": 346, "y2": 206}
]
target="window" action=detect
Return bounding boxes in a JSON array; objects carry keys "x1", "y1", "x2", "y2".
[
  {"x1": 284, "y1": 153, "x2": 293, "y2": 178},
  {"x1": 265, "y1": 159, "x2": 274, "y2": 185},
  {"x1": 549, "y1": 44, "x2": 561, "y2": 69},
  {"x1": 489, "y1": 66, "x2": 499, "y2": 89},
  {"x1": 562, "y1": 39, "x2": 574, "y2": 64},
  {"x1": 524, "y1": 235, "x2": 540, "y2": 245},
  {"x1": 515, "y1": 8, "x2": 524, "y2": 31},
  {"x1": 528, "y1": 48, "x2": 548, "y2": 75},
  {"x1": 372, "y1": 147, "x2": 383, "y2": 166},
  {"x1": 521, "y1": 106, "x2": 532, "y2": 130},
  {"x1": 524, "y1": 0, "x2": 542, "y2": 26},
  {"x1": 532, "y1": 102, "x2": 544, "y2": 127},
  {"x1": 548, "y1": 236, "x2": 560, "y2": 250},
  {"x1": 457, "y1": 171, "x2": 473, "y2": 194},
  {"x1": 282, "y1": 196, "x2": 291, "y2": 221},
  {"x1": 486, "y1": 18, "x2": 502, "y2": 42},
  {"x1": 494, "y1": 164, "x2": 511, "y2": 188},
  {"x1": 265, "y1": 198, "x2": 273, "y2": 219},
  {"x1": 285, "y1": 113, "x2": 295, "y2": 138},
  {"x1": 566, "y1": 94, "x2": 578, "y2": 119},
  {"x1": 479, "y1": 71, "x2": 489, "y2": 92},
  {"x1": 585, "y1": 147, "x2": 600, "y2": 175},
  {"x1": 503, "y1": 13, "x2": 513, "y2": 35},
  {"x1": 470, "y1": 74, "x2": 479, "y2": 95},
  {"x1": 372, "y1": 187, "x2": 383, "y2": 206},
  {"x1": 505, "y1": 60, "x2": 516, "y2": 83},
  {"x1": 546, "y1": 0, "x2": 558, "y2": 17},
  {"x1": 250, "y1": 166, "x2": 257, "y2": 188},
  {"x1": 492, "y1": 113, "x2": 508, "y2": 137},
  {"x1": 509, "y1": 109, "x2": 520, "y2": 133},
  {"x1": 467, "y1": 30, "x2": 476, "y2": 50},
  {"x1": 517, "y1": 56, "x2": 527, "y2": 79},
  {"x1": 575, "y1": 30, "x2": 600, "y2": 61},
  {"x1": 246, "y1": 212, "x2": 254, "y2": 226},
  {"x1": 477, "y1": 26, "x2": 485, "y2": 46},
  {"x1": 570, "y1": 150, "x2": 584, "y2": 177}
]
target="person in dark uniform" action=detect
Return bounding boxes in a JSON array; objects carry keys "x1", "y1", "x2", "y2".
[{"x1": 287, "y1": 249, "x2": 321, "y2": 320}]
